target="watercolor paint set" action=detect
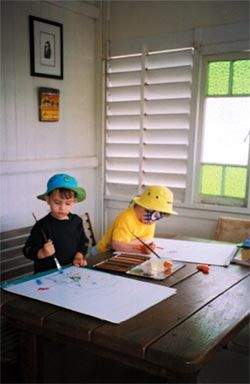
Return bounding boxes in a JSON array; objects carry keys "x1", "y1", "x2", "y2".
[
  {"x1": 92, "y1": 253, "x2": 150, "y2": 273},
  {"x1": 92, "y1": 254, "x2": 185, "y2": 280}
]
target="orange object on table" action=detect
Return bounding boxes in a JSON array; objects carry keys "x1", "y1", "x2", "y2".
[
  {"x1": 197, "y1": 264, "x2": 210, "y2": 274},
  {"x1": 163, "y1": 260, "x2": 173, "y2": 269}
]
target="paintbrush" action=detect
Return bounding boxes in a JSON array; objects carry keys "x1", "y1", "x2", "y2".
[
  {"x1": 32, "y1": 212, "x2": 63, "y2": 273},
  {"x1": 131, "y1": 233, "x2": 161, "y2": 259}
]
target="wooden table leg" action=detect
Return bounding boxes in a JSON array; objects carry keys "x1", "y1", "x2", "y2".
[{"x1": 19, "y1": 331, "x2": 43, "y2": 383}]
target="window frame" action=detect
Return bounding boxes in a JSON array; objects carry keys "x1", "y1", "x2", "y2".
[
  {"x1": 103, "y1": 48, "x2": 250, "y2": 215},
  {"x1": 193, "y1": 51, "x2": 250, "y2": 209}
]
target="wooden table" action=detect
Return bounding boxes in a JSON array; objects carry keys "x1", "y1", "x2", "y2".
[{"x1": 1, "y1": 251, "x2": 250, "y2": 383}]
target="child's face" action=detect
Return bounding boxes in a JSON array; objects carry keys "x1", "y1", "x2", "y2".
[
  {"x1": 45, "y1": 190, "x2": 76, "y2": 220},
  {"x1": 135, "y1": 205, "x2": 169, "y2": 224}
]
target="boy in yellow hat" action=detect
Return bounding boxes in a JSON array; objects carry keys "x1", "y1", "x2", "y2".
[
  {"x1": 23, "y1": 174, "x2": 89, "y2": 273},
  {"x1": 91, "y1": 185, "x2": 177, "y2": 255}
]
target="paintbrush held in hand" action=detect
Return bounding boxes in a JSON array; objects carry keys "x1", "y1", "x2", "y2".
[
  {"x1": 32, "y1": 212, "x2": 63, "y2": 273},
  {"x1": 131, "y1": 233, "x2": 161, "y2": 259}
]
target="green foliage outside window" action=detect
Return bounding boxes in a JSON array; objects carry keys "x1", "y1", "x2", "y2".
[
  {"x1": 206, "y1": 59, "x2": 250, "y2": 96},
  {"x1": 207, "y1": 61, "x2": 230, "y2": 95},
  {"x1": 224, "y1": 166, "x2": 247, "y2": 198},
  {"x1": 200, "y1": 165, "x2": 222, "y2": 196},
  {"x1": 200, "y1": 164, "x2": 247, "y2": 199},
  {"x1": 232, "y1": 60, "x2": 250, "y2": 95}
]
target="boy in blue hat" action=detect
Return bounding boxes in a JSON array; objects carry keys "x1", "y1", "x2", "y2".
[{"x1": 23, "y1": 174, "x2": 89, "y2": 273}]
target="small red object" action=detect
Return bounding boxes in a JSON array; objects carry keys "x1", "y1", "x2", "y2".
[{"x1": 197, "y1": 264, "x2": 210, "y2": 274}]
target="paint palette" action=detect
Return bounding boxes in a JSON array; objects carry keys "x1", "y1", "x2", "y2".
[
  {"x1": 93, "y1": 253, "x2": 150, "y2": 273},
  {"x1": 127, "y1": 259, "x2": 185, "y2": 280}
]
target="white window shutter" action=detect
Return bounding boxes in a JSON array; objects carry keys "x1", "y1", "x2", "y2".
[{"x1": 105, "y1": 48, "x2": 194, "y2": 202}]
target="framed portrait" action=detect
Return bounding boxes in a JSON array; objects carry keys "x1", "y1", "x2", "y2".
[{"x1": 29, "y1": 16, "x2": 63, "y2": 79}]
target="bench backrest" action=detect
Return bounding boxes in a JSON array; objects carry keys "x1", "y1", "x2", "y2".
[
  {"x1": 1, "y1": 213, "x2": 96, "y2": 283},
  {"x1": 0, "y1": 226, "x2": 34, "y2": 283}
]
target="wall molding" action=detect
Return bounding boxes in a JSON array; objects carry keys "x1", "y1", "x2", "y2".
[
  {"x1": 110, "y1": 21, "x2": 249, "y2": 56},
  {"x1": 0, "y1": 156, "x2": 99, "y2": 175},
  {"x1": 44, "y1": 0, "x2": 100, "y2": 19}
]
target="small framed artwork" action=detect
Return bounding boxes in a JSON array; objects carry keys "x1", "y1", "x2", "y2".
[
  {"x1": 39, "y1": 87, "x2": 60, "y2": 122},
  {"x1": 29, "y1": 16, "x2": 63, "y2": 79}
]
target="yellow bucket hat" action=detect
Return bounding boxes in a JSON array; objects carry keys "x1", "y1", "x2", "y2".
[{"x1": 133, "y1": 185, "x2": 178, "y2": 215}]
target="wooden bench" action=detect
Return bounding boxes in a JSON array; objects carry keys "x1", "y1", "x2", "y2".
[
  {"x1": 1, "y1": 226, "x2": 34, "y2": 283},
  {"x1": 1, "y1": 226, "x2": 34, "y2": 375}
]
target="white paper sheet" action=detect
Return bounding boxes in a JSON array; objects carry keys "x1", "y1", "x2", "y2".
[
  {"x1": 153, "y1": 238, "x2": 237, "y2": 266},
  {"x1": 2, "y1": 266, "x2": 176, "y2": 324}
]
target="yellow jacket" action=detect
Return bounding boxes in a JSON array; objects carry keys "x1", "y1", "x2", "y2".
[{"x1": 96, "y1": 205, "x2": 155, "y2": 252}]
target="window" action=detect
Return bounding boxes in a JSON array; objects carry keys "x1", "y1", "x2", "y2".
[
  {"x1": 105, "y1": 48, "x2": 194, "y2": 203},
  {"x1": 197, "y1": 54, "x2": 250, "y2": 207},
  {"x1": 105, "y1": 48, "x2": 250, "y2": 212}
]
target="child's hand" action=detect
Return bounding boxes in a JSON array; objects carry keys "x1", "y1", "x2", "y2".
[
  {"x1": 37, "y1": 239, "x2": 55, "y2": 259},
  {"x1": 148, "y1": 241, "x2": 156, "y2": 251},
  {"x1": 133, "y1": 242, "x2": 156, "y2": 254},
  {"x1": 73, "y1": 252, "x2": 88, "y2": 267},
  {"x1": 44, "y1": 239, "x2": 55, "y2": 256},
  {"x1": 141, "y1": 241, "x2": 156, "y2": 254}
]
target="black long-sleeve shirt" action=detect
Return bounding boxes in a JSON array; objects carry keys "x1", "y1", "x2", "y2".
[{"x1": 23, "y1": 213, "x2": 89, "y2": 273}]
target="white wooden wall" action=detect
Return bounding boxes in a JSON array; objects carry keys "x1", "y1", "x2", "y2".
[{"x1": 0, "y1": 0, "x2": 102, "y2": 238}]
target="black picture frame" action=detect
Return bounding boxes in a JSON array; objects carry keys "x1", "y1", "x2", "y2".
[{"x1": 29, "y1": 16, "x2": 63, "y2": 80}]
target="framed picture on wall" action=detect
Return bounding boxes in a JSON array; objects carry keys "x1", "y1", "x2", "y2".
[
  {"x1": 29, "y1": 16, "x2": 63, "y2": 79},
  {"x1": 39, "y1": 87, "x2": 60, "y2": 122}
]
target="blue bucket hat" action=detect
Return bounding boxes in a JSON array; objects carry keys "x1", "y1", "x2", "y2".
[{"x1": 37, "y1": 174, "x2": 86, "y2": 202}]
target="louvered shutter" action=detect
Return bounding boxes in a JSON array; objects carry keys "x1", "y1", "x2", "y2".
[{"x1": 105, "y1": 48, "x2": 194, "y2": 202}]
